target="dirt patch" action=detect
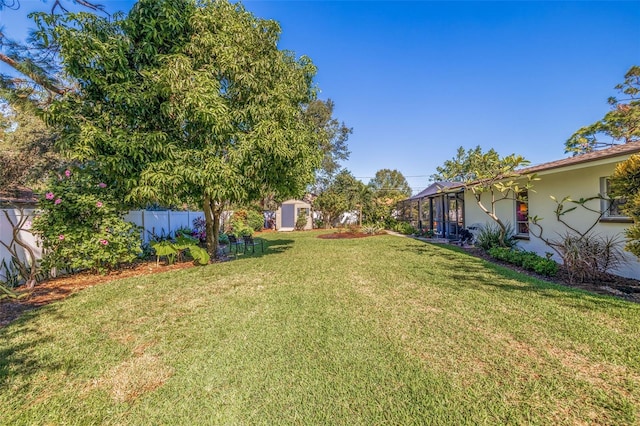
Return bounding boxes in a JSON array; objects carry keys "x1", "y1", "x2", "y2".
[
  {"x1": 88, "y1": 352, "x2": 173, "y2": 403},
  {"x1": 0, "y1": 261, "x2": 197, "y2": 328}
]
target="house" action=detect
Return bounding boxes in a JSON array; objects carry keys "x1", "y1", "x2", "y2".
[
  {"x1": 276, "y1": 199, "x2": 312, "y2": 231},
  {"x1": 398, "y1": 142, "x2": 640, "y2": 279},
  {"x1": 397, "y1": 181, "x2": 464, "y2": 239},
  {"x1": 463, "y1": 142, "x2": 640, "y2": 279}
]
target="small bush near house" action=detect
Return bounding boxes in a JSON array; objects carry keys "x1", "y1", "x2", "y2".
[
  {"x1": 362, "y1": 223, "x2": 383, "y2": 235},
  {"x1": 488, "y1": 247, "x2": 558, "y2": 277},
  {"x1": 476, "y1": 222, "x2": 517, "y2": 251},
  {"x1": 558, "y1": 233, "x2": 625, "y2": 283},
  {"x1": 32, "y1": 167, "x2": 142, "y2": 274},
  {"x1": 295, "y1": 212, "x2": 308, "y2": 230},
  {"x1": 393, "y1": 222, "x2": 417, "y2": 235}
]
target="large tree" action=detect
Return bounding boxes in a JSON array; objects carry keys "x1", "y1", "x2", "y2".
[
  {"x1": 367, "y1": 169, "x2": 412, "y2": 224},
  {"x1": 0, "y1": 103, "x2": 62, "y2": 192},
  {"x1": 314, "y1": 169, "x2": 368, "y2": 227},
  {"x1": 431, "y1": 145, "x2": 533, "y2": 245},
  {"x1": 0, "y1": 0, "x2": 107, "y2": 108},
  {"x1": 303, "y1": 99, "x2": 351, "y2": 193},
  {"x1": 565, "y1": 66, "x2": 640, "y2": 155},
  {"x1": 39, "y1": 0, "x2": 322, "y2": 257},
  {"x1": 368, "y1": 169, "x2": 412, "y2": 198}
]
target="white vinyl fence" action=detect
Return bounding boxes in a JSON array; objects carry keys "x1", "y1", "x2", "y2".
[
  {"x1": 0, "y1": 208, "x2": 40, "y2": 283},
  {"x1": 0, "y1": 209, "x2": 206, "y2": 283},
  {"x1": 124, "y1": 210, "x2": 205, "y2": 243}
]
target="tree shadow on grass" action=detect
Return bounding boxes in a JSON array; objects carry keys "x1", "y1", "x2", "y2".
[
  {"x1": 0, "y1": 308, "x2": 64, "y2": 393},
  {"x1": 398, "y1": 240, "x2": 637, "y2": 310},
  {"x1": 226, "y1": 238, "x2": 294, "y2": 260}
]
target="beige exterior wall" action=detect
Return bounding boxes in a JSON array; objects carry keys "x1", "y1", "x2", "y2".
[
  {"x1": 464, "y1": 158, "x2": 640, "y2": 279},
  {"x1": 276, "y1": 200, "x2": 312, "y2": 231}
]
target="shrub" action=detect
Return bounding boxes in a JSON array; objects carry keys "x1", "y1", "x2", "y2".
[
  {"x1": 192, "y1": 217, "x2": 206, "y2": 242},
  {"x1": 32, "y1": 167, "x2": 142, "y2": 274},
  {"x1": 557, "y1": 232, "x2": 625, "y2": 283},
  {"x1": 295, "y1": 212, "x2": 308, "y2": 230},
  {"x1": 487, "y1": 247, "x2": 558, "y2": 277},
  {"x1": 218, "y1": 232, "x2": 230, "y2": 245},
  {"x1": 393, "y1": 222, "x2": 416, "y2": 235},
  {"x1": 174, "y1": 227, "x2": 193, "y2": 238},
  {"x1": 476, "y1": 222, "x2": 517, "y2": 251},
  {"x1": 230, "y1": 209, "x2": 264, "y2": 236},
  {"x1": 362, "y1": 224, "x2": 383, "y2": 235},
  {"x1": 150, "y1": 235, "x2": 210, "y2": 266}
]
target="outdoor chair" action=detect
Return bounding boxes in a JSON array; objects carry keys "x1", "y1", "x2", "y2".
[
  {"x1": 243, "y1": 235, "x2": 264, "y2": 254},
  {"x1": 227, "y1": 234, "x2": 245, "y2": 255}
]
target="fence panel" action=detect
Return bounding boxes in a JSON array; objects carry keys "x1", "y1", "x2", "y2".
[
  {"x1": 0, "y1": 209, "x2": 41, "y2": 282},
  {"x1": 1, "y1": 209, "x2": 208, "y2": 280}
]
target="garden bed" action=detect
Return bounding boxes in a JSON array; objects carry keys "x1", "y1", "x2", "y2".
[{"x1": 460, "y1": 246, "x2": 640, "y2": 302}]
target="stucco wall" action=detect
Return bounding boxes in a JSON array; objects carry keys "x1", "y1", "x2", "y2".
[{"x1": 464, "y1": 160, "x2": 640, "y2": 279}]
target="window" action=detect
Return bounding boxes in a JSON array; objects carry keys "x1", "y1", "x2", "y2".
[
  {"x1": 515, "y1": 190, "x2": 529, "y2": 236},
  {"x1": 600, "y1": 177, "x2": 628, "y2": 218}
]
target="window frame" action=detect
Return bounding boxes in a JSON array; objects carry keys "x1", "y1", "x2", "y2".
[
  {"x1": 515, "y1": 190, "x2": 529, "y2": 238},
  {"x1": 599, "y1": 177, "x2": 631, "y2": 222}
]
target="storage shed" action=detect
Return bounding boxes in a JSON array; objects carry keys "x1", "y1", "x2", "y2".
[{"x1": 276, "y1": 199, "x2": 312, "y2": 231}]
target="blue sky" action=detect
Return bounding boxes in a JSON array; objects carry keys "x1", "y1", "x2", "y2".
[{"x1": 2, "y1": 1, "x2": 639, "y2": 194}]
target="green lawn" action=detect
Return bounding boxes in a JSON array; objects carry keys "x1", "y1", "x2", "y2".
[{"x1": 1, "y1": 231, "x2": 639, "y2": 425}]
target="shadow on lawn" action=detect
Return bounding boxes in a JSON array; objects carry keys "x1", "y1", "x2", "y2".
[
  {"x1": 399, "y1": 240, "x2": 635, "y2": 309},
  {"x1": 227, "y1": 238, "x2": 294, "y2": 259},
  {"x1": 0, "y1": 309, "x2": 65, "y2": 393}
]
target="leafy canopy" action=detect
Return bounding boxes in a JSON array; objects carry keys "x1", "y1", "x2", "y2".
[
  {"x1": 610, "y1": 154, "x2": 640, "y2": 259},
  {"x1": 368, "y1": 169, "x2": 412, "y2": 199},
  {"x1": 303, "y1": 99, "x2": 352, "y2": 192},
  {"x1": 565, "y1": 66, "x2": 640, "y2": 155},
  {"x1": 37, "y1": 0, "x2": 323, "y2": 256},
  {"x1": 314, "y1": 169, "x2": 368, "y2": 227}
]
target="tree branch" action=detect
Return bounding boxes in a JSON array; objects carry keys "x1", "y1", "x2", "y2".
[{"x1": 0, "y1": 52, "x2": 66, "y2": 96}]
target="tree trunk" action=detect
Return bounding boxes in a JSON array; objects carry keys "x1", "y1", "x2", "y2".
[
  {"x1": 212, "y1": 205, "x2": 222, "y2": 259},
  {"x1": 203, "y1": 194, "x2": 215, "y2": 257},
  {"x1": 473, "y1": 190, "x2": 508, "y2": 246}
]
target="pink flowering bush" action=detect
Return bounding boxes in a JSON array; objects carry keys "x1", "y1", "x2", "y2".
[{"x1": 32, "y1": 167, "x2": 141, "y2": 274}]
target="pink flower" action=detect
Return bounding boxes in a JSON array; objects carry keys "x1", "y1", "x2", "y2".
[
  {"x1": 59, "y1": 234, "x2": 65, "y2": 241},
  {"x1": 54, "y1": 198, "x2": 62, "y2": 205},
  {"x1": 96, "y1": 201, "x2": 103, "y2": 208},
  {"x1": 45, "y1": 192, "x2": 54, "y2": 200},
  {"x1": 100, "y1": 239, "x2": 109, "y2": 246},
  {"x1": 98, "y1": 182, "x2": 107, "y2": 188},
  {"x1": 64, "y1": 169, "x2": 71, "y2": 177}
]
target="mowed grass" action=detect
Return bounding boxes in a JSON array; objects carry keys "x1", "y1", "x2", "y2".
[{"x1": 1, "y1": 231, "x2": 639, "y2": 425}]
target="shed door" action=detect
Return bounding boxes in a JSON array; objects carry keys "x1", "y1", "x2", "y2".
[{"x1": 282, "y1": 204, "x2": 296, "y2": 228}]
